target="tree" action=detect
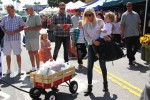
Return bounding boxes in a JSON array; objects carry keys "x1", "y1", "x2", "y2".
[
  {"x1": 47, "y1": 0, "x2": 86, "y2": 7},
  {"x1": 34, "y1": 2, "x2": 37, "y2": 5},
  {"x1": 16, "y1": 0, "x2": 21, "y2": 3},
  {"x1": 34, "y1": 2, "x2": 40, "y2": 5},
  {"x1": 0, "y1": 0, "x2": 3, "y2": 4}
]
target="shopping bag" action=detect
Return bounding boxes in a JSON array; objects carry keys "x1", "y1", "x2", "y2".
[
  {"x1": 98, "y1": 41, "x2": 124, "y2": 61},
  {"x1": 71, "y1": 46, "x2": 76, "y2": 54},
  {"x1": 38, "y1": 50, "x2": 43, "y2": 61}
]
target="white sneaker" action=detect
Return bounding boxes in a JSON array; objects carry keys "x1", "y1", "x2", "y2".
[
  {"x1": 6, "y1": 70, "x2": 11, "y2": 75},
  {"x1": 18, "y1": 69, "x2": 21, "y2": 74}
]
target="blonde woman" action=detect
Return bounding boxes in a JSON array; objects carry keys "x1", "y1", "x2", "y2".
[{"x1": 82, "y1": 7, "x2": 108, "y2": 96}]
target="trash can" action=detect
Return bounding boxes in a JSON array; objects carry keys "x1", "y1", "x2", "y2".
[
  {"x1": 141, "y1": 46, "x2": 150, "y2": 62},
  {"x1": 141, "y1": 46, "x2": 146, "y2": 61}
]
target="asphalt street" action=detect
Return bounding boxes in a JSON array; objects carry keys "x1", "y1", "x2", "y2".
[{"x1": 0, "y1": 32, "x2": 150, "y2": 100}]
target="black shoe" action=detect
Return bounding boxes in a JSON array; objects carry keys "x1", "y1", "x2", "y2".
[
  {"x1": 129, "y1": 61, "x2": 133, "y2": 65},
  {"x1": 84, "y1": 85, "x2": 92, "y2": 96},
  {"x1": 94, "y1": 56, "x2": 99, "y2": 62},
  {"x1": 103, "y1": 82, "x2": 108, "y2": 92},
  {"x1": 103, "y1": 88, "x2": 108, "y2": 92},
  {"x1": 26, "y1": 70, "x2": 36, "y2": 74}
]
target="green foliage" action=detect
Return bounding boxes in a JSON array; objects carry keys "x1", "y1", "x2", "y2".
[
  {"x1": 47, "y1": 0, "x2": 86, "y2": 7},
  {"x1": 14, "y1": 10, "x2": 24, "y2": 16},
  {"x1": 34, "y1": 2, "x2": 41, "y2": 5}
]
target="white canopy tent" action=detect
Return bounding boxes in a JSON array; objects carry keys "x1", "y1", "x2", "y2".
[
  {"x1": 66, "y1": 0, "x2": 86, "y2": 10},
  {"x1": 39, "y1": 7, "x2": 59, "y2": 15},
  {"x1": 74, "y1": 0, "x2": 86, "y2": 9},
  {"x1": 66, "y1": 1, "x2": 75, "y2": 10}
]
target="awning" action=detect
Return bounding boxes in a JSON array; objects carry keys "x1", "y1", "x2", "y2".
[{"x1": 80, "y1": 0, "x2": 103, "y2": 11}]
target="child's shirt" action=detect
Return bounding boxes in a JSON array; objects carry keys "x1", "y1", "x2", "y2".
[
  {"x1": 100, "y1": 23, "x2": 112, "y2": 38},
  {"x1": 112, "y1": 22, "x2": 121, "y2": 34},
  {"x1": 40, "y1": 40, "x2": 52, "y2": 62},
  {"x1": 41, "y1": 40, "x2": 51, "y2": 49},
  {"x1": 73, "y1": 28, "x2": 85, "y2": 45},
  {"x1": 77, "y1": 28, "x2": 85, "y2": 43}
]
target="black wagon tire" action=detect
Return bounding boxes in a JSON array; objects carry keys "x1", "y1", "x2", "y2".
[
  {"x1": 29, "y1": 87, "x2": 41, "y2": 99},
  {"x1": 45, "y1": 91, "x2": 57, "y2": 100},
  {"x1": 40, "y1": 88, "x2": 47, "y2": 94},
  {"x1": 51, "y1": 86, "x2": 59, "y2": 92},
  {"x1": 69, "y1": 81, "x2": 78, "y2": 94}
]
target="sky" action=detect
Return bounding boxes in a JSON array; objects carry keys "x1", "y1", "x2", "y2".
[
  {"x1": 2, "y1": 0, "x2": 47, "y2": 5},
  {"x1": 1, "y1": 0, "x2": 47, "y2": 10},
  {"x1": 1, "y1": 0, "x2": 106, "y2": 11}
]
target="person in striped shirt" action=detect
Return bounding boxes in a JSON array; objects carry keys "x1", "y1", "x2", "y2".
[{"x1": 1, "y1": 4, "x2": 25, "y2": 75}]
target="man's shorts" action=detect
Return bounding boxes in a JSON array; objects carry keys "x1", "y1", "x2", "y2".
[
  {"x1": 26, "y1": 38, "x2": 39, "y2": 51},
  {"x1": 3, "y1": 40, "x2": 22, "y2": 56}
]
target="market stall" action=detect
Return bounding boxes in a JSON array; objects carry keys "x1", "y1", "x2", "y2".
[{"x1": 66, "y1": 0, "x2": 86, "y2": 13}]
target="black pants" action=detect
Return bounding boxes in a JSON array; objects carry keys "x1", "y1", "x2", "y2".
[
  {"x1": 76, "y1": 43, "x2": 87, "y2": 64},
  {"x1": 53, "y1": 36, "x2": 70, "y2": 62},
  {"x1": 125, "y1": 36, "x2": 140, "y2": 62},
  {"x1": 112, "y1": 34, "x2": 121, "y2": 44},
  {"x1": 92, "y1": 38, "x2": 105, "y2": 56},
  {"x1": 87, "y1": 45, "x2": 107, "y2": 84}
]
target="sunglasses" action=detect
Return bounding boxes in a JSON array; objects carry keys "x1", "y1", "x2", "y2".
[
  {"x1": 60, "y1": 8, "x2": 65, "y2": 10},
  {"x1": 60, "y1": 4, "x2": 65, "y2": 6},
  {"x1": 85, "y1": 14, "x2": 93, "y2": 17},
  {"x1": 126, "y1": 5, "x2": 132, "y2": 7}
]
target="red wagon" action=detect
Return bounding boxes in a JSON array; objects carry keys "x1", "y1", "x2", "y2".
[{"x1": 29, "y1": 66, "x2": 78, "y2": 100}]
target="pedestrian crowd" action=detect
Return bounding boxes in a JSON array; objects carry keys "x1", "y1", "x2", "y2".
[{"x1": 0, "y1": 2, "x2": 149, "y2": 99}]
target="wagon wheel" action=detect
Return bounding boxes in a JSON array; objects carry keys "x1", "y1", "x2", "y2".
[
  {"x1": 45, "y1": 91, "x2": 57, "y2": 100},
  {"x1": 29, "y1": 87, "x2": 41, "y2": 99},
  {"x1": 40, "y1": 88, "x2": 47, "y2": 94},
  {"x1": 69, "y1": 81, "x2": 78, "y2": 94},
  {"x1": 51, "y1": 86, "x2": 59, "y2": 92}
]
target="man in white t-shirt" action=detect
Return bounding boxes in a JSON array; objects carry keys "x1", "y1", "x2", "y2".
[{"x1": 71, "y1": 9, "x2": 82, "y2": 29}]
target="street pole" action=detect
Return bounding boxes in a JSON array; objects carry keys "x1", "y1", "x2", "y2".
[
  {"x1": 0, "y1": 0, "x2": 3, "y2": 11},
  {"x1": 0, "y1": 1, "x2": 2, "y2": 82},
  {"x1": 0, "y1": 47, "x2": 1, "y2": 80},
  {"x1": 143, "y1": 0, "x2": 148, "y2": 35}
]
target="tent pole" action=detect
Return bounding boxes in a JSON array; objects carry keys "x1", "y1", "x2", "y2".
[{"x1": 143, "y1": 0, "x2": 148, "y2": 35}]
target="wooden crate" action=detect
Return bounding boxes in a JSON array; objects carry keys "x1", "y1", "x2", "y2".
[{"x1": 30, "y1": 66, "x2": 75, "y2": 88}]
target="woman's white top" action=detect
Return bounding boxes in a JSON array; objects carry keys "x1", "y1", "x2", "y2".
[
  {"x1": 77, "y1": 29, "x2": 85, "y2": 43},
  {"x1": 112, "y1": 22, "x2": 121, "y2": 34},
  {"x1": 100, "y1": 23, "x2": 112, "y2": 38},
  {"x1": 83, "y1": 19, "x2": 105, "y2": 45}
]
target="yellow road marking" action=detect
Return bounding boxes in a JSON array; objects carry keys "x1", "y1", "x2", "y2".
[{"x1": 83, "y1": 61, "x2": 142, "y2": 97}]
